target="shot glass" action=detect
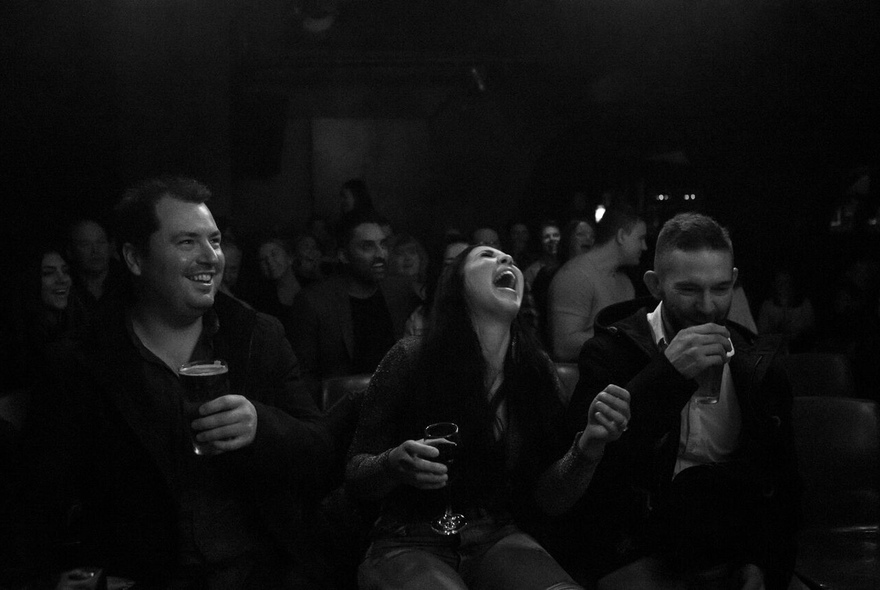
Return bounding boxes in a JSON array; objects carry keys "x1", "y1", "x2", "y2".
[{"x1": 694, "y1": 363, "x2": 725, "y2": 405}]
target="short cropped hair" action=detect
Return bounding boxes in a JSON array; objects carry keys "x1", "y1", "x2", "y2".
[
  {"x1": 113, "y1": 176, "x2": 212, "y2": 257},
  {"x1": 335, "y1": 208, "x2": 387, "y2": 251},
  {"x1": 594, "y1": 205, "x2": 642, "y2": 246},
  {"x1": 654, "y1": 212, "x2": 734, "y2": 271}
]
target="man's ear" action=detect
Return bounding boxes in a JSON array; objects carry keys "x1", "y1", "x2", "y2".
[
  {"x1": 644, "y1": 270, "x2": 662, "y2": 299},
  {"x1": 122, "y1": 243, "x2": 143, "y2": 277},
  {"x1": 731, "y1": 267, "x2": 739, "y2": 286},
  {"x1": 616, "y1": 227, "x2": 627, "y2": 245},
  {"x1": 337, "y1": 248, "x2": 349, "y2": 266}
]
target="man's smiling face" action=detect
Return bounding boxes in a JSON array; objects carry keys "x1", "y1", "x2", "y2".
[{"x1": 128, "y1": 196, "x2": 224, "y2": 322}]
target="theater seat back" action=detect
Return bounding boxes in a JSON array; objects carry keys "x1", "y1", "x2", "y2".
[
  {"x1": 779, "y1": 353, "x2": 857, "y2": 397},
  {"x1": 792, "y1": 396, "x2": 879, "y2": 531}
]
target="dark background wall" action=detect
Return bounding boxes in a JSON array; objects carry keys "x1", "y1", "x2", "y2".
[{"x1": 1, "y1": 0, "x2": 878, "y2": 310}]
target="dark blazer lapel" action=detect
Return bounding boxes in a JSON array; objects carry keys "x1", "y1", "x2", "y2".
[{"x1": 729, "y1": 328, "x2": 784, "y2": 420}]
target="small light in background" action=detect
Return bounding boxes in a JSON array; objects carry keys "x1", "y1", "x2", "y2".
[
  {"x1": 595, "y1": 204, "x2": 606, "y2": 224},
  {"x1": 469, "y1": 66, "x2": 487, "y2": 94}
]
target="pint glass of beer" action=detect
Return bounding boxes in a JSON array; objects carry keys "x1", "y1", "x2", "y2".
[{"x1": 178, "y1": 359, "x2": 229, "y2": 455}]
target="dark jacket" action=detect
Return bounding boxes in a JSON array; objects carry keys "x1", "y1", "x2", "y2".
[
  {"x1": 290, "y1": 275, "x2": 419, "y2": 391},
  {"x1": 2, "y1": 292, "x2": 332, "y2": 584},
  {"x1": 563, "y1": 297, "x2": 801, "y2": 589}
]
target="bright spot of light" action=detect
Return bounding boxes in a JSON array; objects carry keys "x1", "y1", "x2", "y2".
[{"x1": 595, "y1": 204, "x2": 606, "y2": 224}]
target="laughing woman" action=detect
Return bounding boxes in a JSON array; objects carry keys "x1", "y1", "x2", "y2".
[
  {"x1": 1, "y1": 247, "x2": 88, "y2": 390},
  {"x1": 2, "y1": 246, "x2": 87, "y2": 472},
  {"x1": 345, "y1": 244, "x2": 631, "y2": 589}
]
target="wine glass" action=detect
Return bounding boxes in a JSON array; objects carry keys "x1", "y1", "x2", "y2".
[{"x1": 424, "y1": 421, "x2": 467, "y2": 535}]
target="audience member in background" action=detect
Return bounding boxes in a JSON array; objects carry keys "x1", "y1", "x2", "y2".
[
  {"x1": 528, "y1": 219, "x2": 591, "y2": 351},
  {"x1": 548, "y1": 207, "x2": 647, "y2": 361},
  {"x1": 506, "y1": 220, "x2": 536, "y2": 268},
  {"x1": 757, "y1": 268, "x2": 816, "y2": 352},
  {"x1": 66, "y1": 218, "x2": 124, "y2": 314},
  {"x1": 472, "y1": 226, "x2": 501, "y2": 249},
  {"x1": 346, "y1": 243, "x2": 629, "y2": 589},
  {"x1": 404, "y1": 235, "x2": 469, "y2": 338},
  {"x1": 2, "y1": 176, "x2": 332, "y2": 588},
  {"x1": 292, "y1": 232, "x2": 325, "y2": 289},
  {"x1": 253, "y1": 236, "x2": 300, "y2": 339},
  {"x1": 388, "y1": 233, "x2": 428, "y2": 303},
  {"x1": 521, "y1": 220, "x2": 562, "y2": 348},
  {"x1": 219, "y1": 237, "x2": 248, "y2": 303},
  {"x1": 291, "y1": 210, "x2": 419, "y2": 395},
  {"x1": 560, "y1": 213, "x2": 800, "y2": 590},
  {"x1": 523, "y1": 220, "x2": 562, "y2": 290},
  {"x1": 563, "y1": 217, "x2": 596, "y2": 261},
  {"x1": 0, "y1": 246, "x2": 87, "y2": 402},
  {"x1": 306, "y1": 214, "x2": 340, "y2": 276}
]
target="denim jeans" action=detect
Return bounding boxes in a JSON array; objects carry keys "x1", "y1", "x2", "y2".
[{"x1": 358, "y1": 515, "x2": 582, "y2": 590}]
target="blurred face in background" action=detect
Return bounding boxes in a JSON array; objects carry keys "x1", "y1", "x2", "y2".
[
  {"x1": 570, "y1": 221, "x2": 595, "y2": 256},
  {"x1": 258, "y1": 241, "x2": 293, "y2": 281},
  {"x1": 222, "y1": 244, "x2": 243, "y2": 290},
  {"x1": 541, "y1": 225, "x2": 561, "y2": 257},
  {"x1": 390, "y1": 241, "x2": 421, "y2": 278},
  {"x1": 294, "y1": 235, "x2": 321, "y2": 278},
  {"x1": 70, "y1": 220, "x2": 110, "y2": 276},
  {"x1": 41, "y1": 251, "x2": 72, "y2": 310}
]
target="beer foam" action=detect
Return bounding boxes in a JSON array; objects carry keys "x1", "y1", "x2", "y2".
[{"x1": 179, "y1": 362, "x2": 228, "y2": 376}]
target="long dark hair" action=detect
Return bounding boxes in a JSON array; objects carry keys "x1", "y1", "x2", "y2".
[{"x1": 407, "y1": 245, "x2": 564, "y2": 495}]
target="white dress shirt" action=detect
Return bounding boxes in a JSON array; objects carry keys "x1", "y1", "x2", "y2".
[{"x1": 646, "y1": 302, "x2": 741, "y2": 476}]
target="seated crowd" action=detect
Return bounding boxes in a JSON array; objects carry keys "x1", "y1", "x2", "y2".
[{"x1": 0, "y1": 175, "x2": 877, "y2": 590}]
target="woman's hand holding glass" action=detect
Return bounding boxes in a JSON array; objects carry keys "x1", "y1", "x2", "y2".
[
  {"x1": 386, "y1": 439, "x2": 450, "y2": 490},
  {"x1": 578, "y1": 384, "x2": 631, "y2": 461}
]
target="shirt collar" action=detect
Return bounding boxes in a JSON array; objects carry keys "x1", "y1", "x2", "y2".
[
  {"x1": 125, "y1": 307, "x2": 219, "y2": 367},
  {"x1": 646, "y1": 301, "x2": 668, "y2": 349}
]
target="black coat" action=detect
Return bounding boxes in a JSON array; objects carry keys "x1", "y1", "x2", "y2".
[
  {"x1": 562, "y1": 297, "x2": 801, "y2": 589},
  {"x1": 2, "y1": 292, "x2": 332, "y2": 584}
]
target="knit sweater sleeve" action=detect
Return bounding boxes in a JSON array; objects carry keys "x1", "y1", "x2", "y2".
[{"x1": 344, "y1": 338, "x2": 419, "y2": 501}]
